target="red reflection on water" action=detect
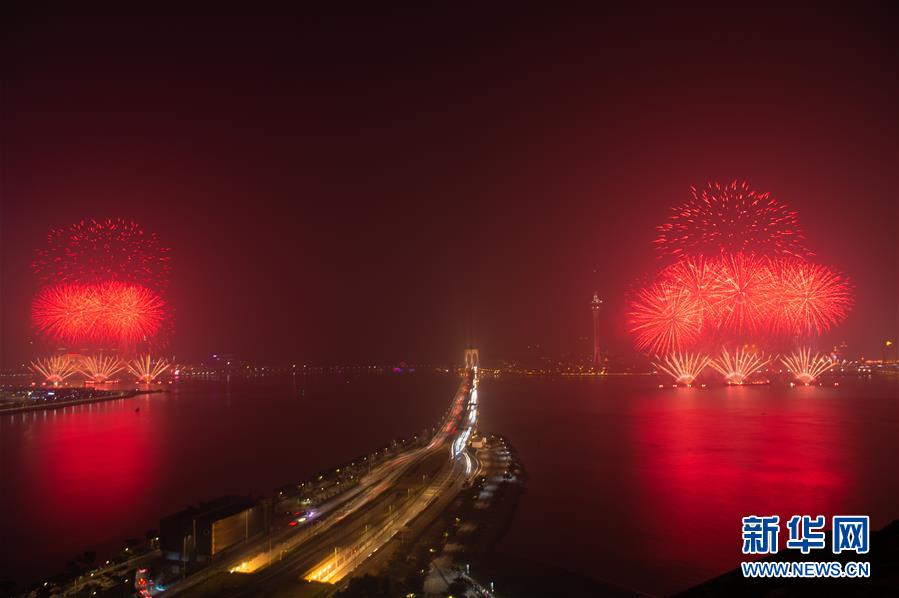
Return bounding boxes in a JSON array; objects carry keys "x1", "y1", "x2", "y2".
[
  {"x1": 15, "y1": 400, "x2": 159, "y2": 564},
  {"x1": 632, "y1": 384, "x2": 853, "y2": 587}
]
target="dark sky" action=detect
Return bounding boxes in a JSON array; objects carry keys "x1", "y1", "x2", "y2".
[{"x1": 2, "y1": 6, "x2": 897, "y2": 367}]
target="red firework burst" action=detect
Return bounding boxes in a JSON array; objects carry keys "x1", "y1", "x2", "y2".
[
  {"x1": 629, "y1": 252, "x2": 854, "y2": 353},
  {"x1": 771, "y1": 258, "x2": 852, "y2": 337},
  {"x1": 654, "y1": 181, "x2": 810, "y2": 259},
  {"x1": 32, "y1": 218, "x2": 171, "y2": 290},
  {"x1": 709, "y1": 253, "x2": 777, "y2": 337},
  {"x1": 627, "y1": 281, "x2": 704, "y2": 355},
  {"x1": 32, "y1": 282, "x2": 166, "y2": 345},
  {"x1": 659, "y1": 255, "x2": 726, "y2": 320}
]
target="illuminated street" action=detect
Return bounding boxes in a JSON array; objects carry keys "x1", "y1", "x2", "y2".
[{"x1": 165, "y1": 368, "x2": 482, "y2": 596}]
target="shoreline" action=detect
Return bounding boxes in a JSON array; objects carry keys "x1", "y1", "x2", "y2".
[{"x1": 0, "y1": 388, "x2": 165, "y2": 416}]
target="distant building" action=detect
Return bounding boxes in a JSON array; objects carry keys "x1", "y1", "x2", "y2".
[
  {"x1": 160, "y1": 495, "x2": 269, "y2": 563},
  {"x1": 591, "y1": 292, "x2": 603, "y2": 369}
]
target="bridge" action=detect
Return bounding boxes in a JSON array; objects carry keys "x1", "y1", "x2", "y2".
[{"x1": 165, "y1": 358, "x2": 483, "y2": 596}]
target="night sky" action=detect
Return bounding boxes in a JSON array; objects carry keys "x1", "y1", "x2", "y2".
[{"x1": 2, "y1": 6, "x2": 897, "y2": 367}]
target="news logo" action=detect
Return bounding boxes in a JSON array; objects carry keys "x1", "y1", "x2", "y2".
[
  {"x1": 741, "y1": 515, "x2": 780, "y2": 555},
  {"x1": 740, "y1": 514, "x2": 871, "y2": 579},
  {"x1": 786, "y1": 515, "x2": 826, "y2": 554},
  {"x1": 832, "y1": 516, "x2": 870, "y2": 554},
  {"x1": 742, "y1": 514, "x2": 869, "y2": 555}
]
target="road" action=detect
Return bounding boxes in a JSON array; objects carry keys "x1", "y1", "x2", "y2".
[{"x1": 170, "y1": 367, "x2": 480, "y2": 596}]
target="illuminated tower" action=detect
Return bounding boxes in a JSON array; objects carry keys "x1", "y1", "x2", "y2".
[{"x1": 591, "y1": 292, "x2": 603, "y2": 369}]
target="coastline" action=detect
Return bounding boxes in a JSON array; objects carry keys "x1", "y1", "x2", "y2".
[{"x1": 0, "y1": 388, "x2": 165, "y2": 416}]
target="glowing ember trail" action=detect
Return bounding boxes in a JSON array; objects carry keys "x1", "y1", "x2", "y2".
[
  {"x1": 659, "y1": 255, "x2": 725, "y2": 320},
  {"x1": 780, "y1": 347, "x2": 835, "y2": 385},
  {"x1": 629, "y1": 180, "x2": 853, "y2": 382},
  {"x1": 30, "y1": 355, "x2": 79, "y2": 386},
  {"x1": 629, "y1": 255, "x2": 853, "y2": 352},
  {"x1": 627, "y1": 282, "x2": 704, "y2": 354},
  {"x1": 128, "y1": 354, "x2": 170, "y2": 383},
  {"x1": 78, "y1": 354, "x2": 125, "y2": 383},
  {"x1": 771, "y1": 259, "x2": 853, "y2": 337},
  {"x1": 710, "y1": 347, "x2": 770, "y2": 384},
  {"x1": 654, "y1": 180, "x2": 810, "y2": 258},
  {"x1": 653, "y1": 352, "x2": 710, "y2": 386},
  {"x1": 633, "y1": 254, "x2": 852, "y2": 353},
  {"x1": 32, "y1": 282, "x2": 166, "y2": 345},
  {"x1": 712, "y1": 252, "x2": 777, "y2": 337},
  {"x1": 32, "y1": 218, "x2": 171, "y2": 290}
]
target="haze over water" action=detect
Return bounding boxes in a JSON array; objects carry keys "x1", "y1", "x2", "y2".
[
  {"x1": 0, "y1": 373, "x2": 458, "y2": 587},
  {"x1": 2, "y1": 373, "x2": 897, "y2": 595},
  {"x1": 478, "y1": 376, "x2": 899, "y2": 595}
]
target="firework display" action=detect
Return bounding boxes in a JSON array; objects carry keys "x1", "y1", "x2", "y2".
[
  {"x1": 32, "y1": 218, "x2": 171, "y2": 289},
  {"x1": 658, "y1": 256, "x2": 724, "y2": 319},
  {"x1": 712, "y1": 252, "x2": 778, "y2": 337},
  {"x1": 653, "y1": 352, "x2": 710, "y2": 386},
  {"x1": 627, "y1": 282, "x2": 703, "y2": 355},
  {"x1": 31, "y1": 219, "x2": 171, "y2": 351},
  {"x1": 630, "y1": 253, "x2": 851, "y2": 353},
  {"x1": 128, "y1": 354, "x2": 171, "y2": 383},
  {"x1": 78, "y1": 354, "x2": 125, "y2": 383},
  {"x1": 32, "y1": 282, "x2": 165, "y2": 345},
  {"x1": 29, "y1": 355, "x2": 79, "y2": 385},
  {"x1": 781, "y1": 347, "x2": 836, "y2": 385},
  {"x1": 630, "y1": 181, "x2": 851, "y2": 385},
  {"x1": 26, "y1": 352, "x2": 173, "y2": 386},
  {"x1": 710, "y1": 347, "x2": 770, "y2": 385},
  {"x1": 654, "y1": 180, "x2": 809, "y2": 258},
  {"x1": 770, "y1": 258, "x2": 853, "y2": 337}
]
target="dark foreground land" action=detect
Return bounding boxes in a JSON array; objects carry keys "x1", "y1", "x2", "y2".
[{"x1": 0, "y1": 386, "x2": 163, "y2": 414}]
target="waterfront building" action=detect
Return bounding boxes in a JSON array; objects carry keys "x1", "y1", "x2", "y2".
[{"x1": 160, "y1": 495, "x2": 269, "y2": 563}]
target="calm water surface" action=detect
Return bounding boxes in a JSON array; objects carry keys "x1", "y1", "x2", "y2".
[
  {"x1": 478, "y1": 376, "x2": 899, "y2": 595},
  {"x1": 2, "y1": 374, "x2": 897, "y2": 595},
  {"x1": 0, "y1": 372, "x2": 457, "y2": 587}
]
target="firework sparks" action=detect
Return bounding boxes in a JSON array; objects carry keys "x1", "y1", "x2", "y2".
[
  {"x1": 772, "y1": 259, "x2": 852, "y2": 337},
  {"x1": 654, "y1": 181, "x2": 810, "y2": 258},
  {"x1": 128, "y1": 354, "x2": 170, "y2": 383},
  {"x1": 627, "y1": 282, "x2": 704, "y2": 354},
  {"x1": 32, "y1": 282, "x2": 166, "y2": 345},
  {"x1": 780, "y1": 347, "x2": 835, "y2": 385},
  {"x1": 659, "y1": 255, "x2": 726, "y2": 321},
  {"x1": 32, "y1": 218, "x2": 171, "y2": 290},
  {"x1": 30, "y1": 355, "x2": 79, "y2": 386},
  {"x1": 710, "y1": 347, "x2": 770, "y2": 384},
  {"x1": 630, "y1": 253, "x2": 853, "y2": 352},
  {"x1": 78, "y1": 354, "x2": 125, "y2": 383},
  {"x1": 632, "y1": 181, "x2": 853, "y2": 365},
  {"x1": 712, "y1": 253, "x2": 777, "y2": 337},
  {"x1": 653, "y1": 352, "x2": 710, "y2": 386}
]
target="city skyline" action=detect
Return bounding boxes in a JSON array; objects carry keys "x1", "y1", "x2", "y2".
[
  {"x1": 2, "y1": 7, "x2": 897, "y2": 367},
  {"x1": 1, "y1": 6, "x2": 897, "y2": 597}
]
